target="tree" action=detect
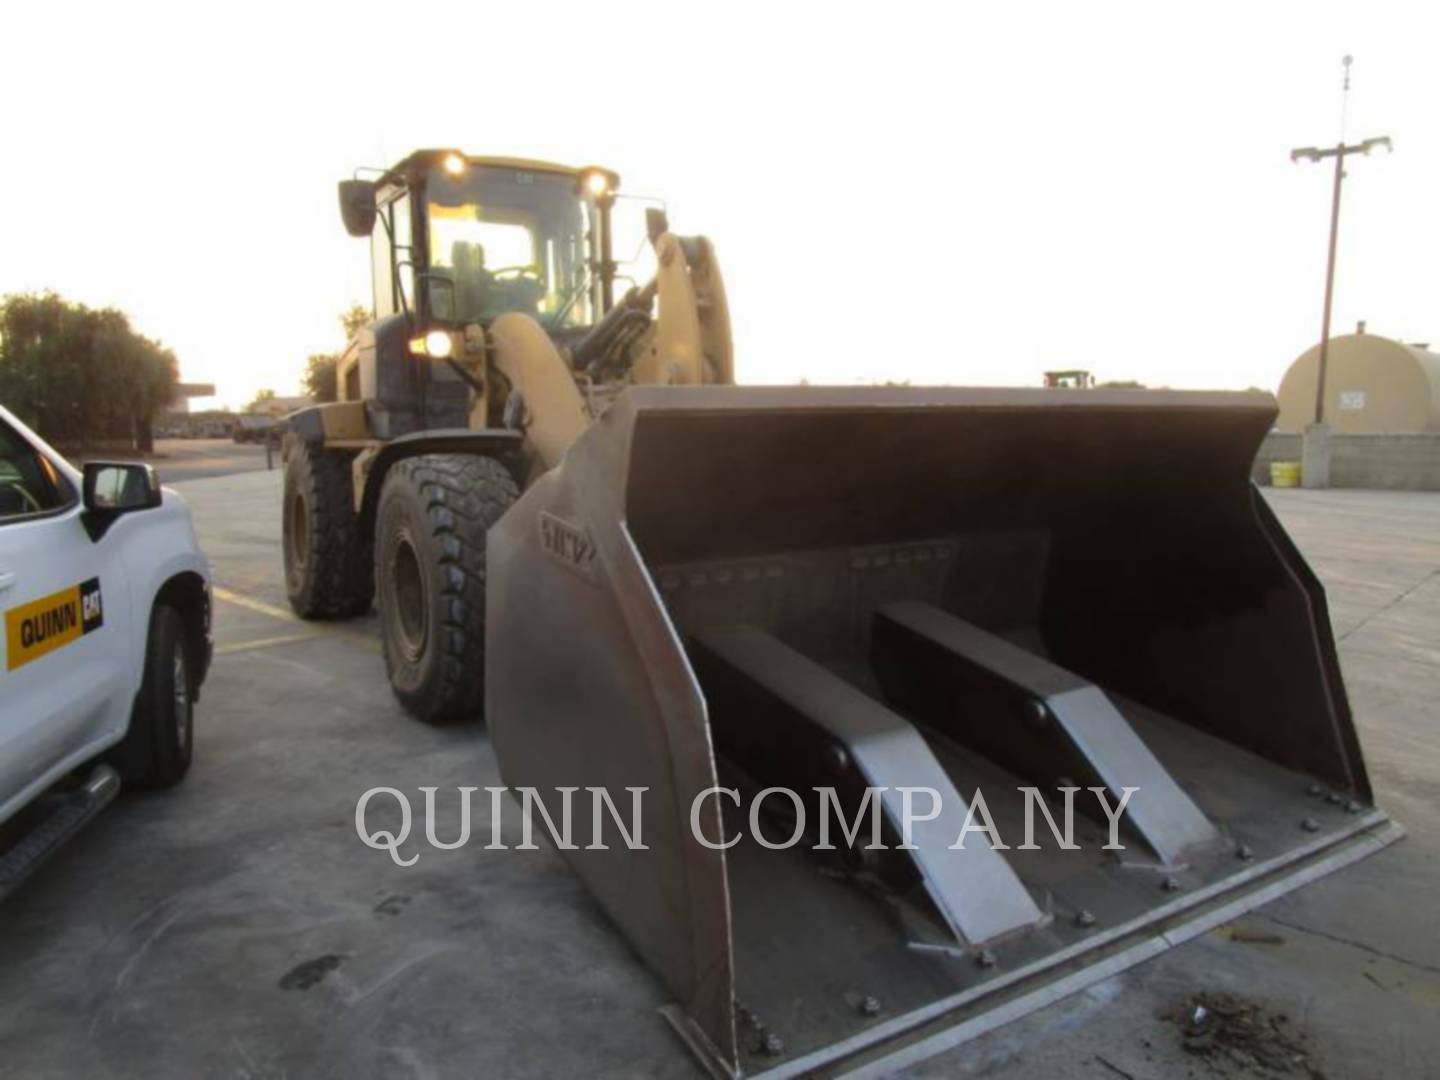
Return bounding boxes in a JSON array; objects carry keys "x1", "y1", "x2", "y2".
[
  {"x1": 0, "y1": 291, "x2": 179, "y2": 448},
  {"x1": 127, "y1": 334, "x2": 178, "y2": 451},
  {"x1": 1097, "y1": 379, "x2": 1147, "y2": 389},
  {"x1": 246, "y1": 389, "x2": 277, "y2": 413},
  {"x1": 303, "y1": 353, "x2": 339, "y2": 403},
  {"x1": 297, "y1": 303, "x2": 366, "y2": 405},
  {"x1": 341, "y1": 303, "x2": 369, "y2": 340}
]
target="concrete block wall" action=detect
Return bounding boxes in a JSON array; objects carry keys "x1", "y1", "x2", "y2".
[
  {"x1": 1330, "y1": 435, "x2": 1440, "y2": 490},
  {"x1": 1252, "y1": 432, "x2": 1440, "y2": 490}
]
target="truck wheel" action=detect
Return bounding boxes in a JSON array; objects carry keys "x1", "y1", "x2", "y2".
[
  {"x1": 113, "y1": 605, "x2": 193, "y2": 788},
  {"x1": 284, "y1": 441, "x2": 374, "y2": 618},
  {"x1": 376, "y1": 453, "x2": 519, "y2": 724}
]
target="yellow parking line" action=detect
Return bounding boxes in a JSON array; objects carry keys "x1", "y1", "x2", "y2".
[
  {"x1": 214, "y1": 631, "x2": 322, "y2": 656},
  {"x1": 212, "y1": 587, "x2": 301, "y2": 623},
  {"x1": 212, "y1": 587, "x2": 380, "y2": 653}
]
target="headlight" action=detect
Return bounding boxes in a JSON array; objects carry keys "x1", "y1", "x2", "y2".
[
  {"x1": 578, "y1": 167, "x2": 619, "y2": 198},
  {"x1": 410, "y1": 330, "x2": 455, "y2": 358},
  {"x1": 424, "y1": 329, "x2": 453, "y2": 358}
]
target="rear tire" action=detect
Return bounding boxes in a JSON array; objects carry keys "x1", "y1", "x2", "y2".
[
  {"x1": 114, "y1": 605, "x2": 193, "y2": 789},
  {"x1": 284, "y1": 441, "x2": 374, "y2": 618},
  {"x1": 376, "y1": 453, "x2": 518, "y2": 725}
]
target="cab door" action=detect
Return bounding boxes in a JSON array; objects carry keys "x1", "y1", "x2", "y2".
[{"x1": 0, "y1": 418, "x2": 132, "y2": 806}]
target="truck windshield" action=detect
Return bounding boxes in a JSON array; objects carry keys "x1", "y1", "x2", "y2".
[{"x1": 424, "y1": 166, "x2": 597, "y2": 330}]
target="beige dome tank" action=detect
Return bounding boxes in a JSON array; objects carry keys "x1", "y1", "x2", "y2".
[{"x1": 1277, "y1": 328, "x2": 1440, "y2": 433}]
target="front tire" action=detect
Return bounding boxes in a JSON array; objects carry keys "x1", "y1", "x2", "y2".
[
  {"x1": 114, "y1": 605, "x2": 193, "y2": 788},
  {"x1": 283, "y1": 441, "x2": 374, "y2": 618},
  {"x1": 376, "y1": 454, "x2": 518, "y2": 725}
]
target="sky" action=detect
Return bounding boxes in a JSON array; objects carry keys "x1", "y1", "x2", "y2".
[{"x1": 1, "y1": 1, "x2": 1435, "y2": 409}]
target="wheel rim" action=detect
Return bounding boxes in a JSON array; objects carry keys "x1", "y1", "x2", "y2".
[
  {"x1": 172, "y1": 640, "x2": 189, "y2": 749},
  {"x1": 288, "y1": 490, "x2": 309, "y2": 570},
  {"x1": 389, "y1": 530, "x2": 428, "y2": 663}
]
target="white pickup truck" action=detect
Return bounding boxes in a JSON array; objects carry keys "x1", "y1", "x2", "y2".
[{"x1": 0, "y1": 404, "x2": 211, "y2": 897}]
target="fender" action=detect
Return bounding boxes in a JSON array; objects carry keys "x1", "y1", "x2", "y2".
[
  {"x1": 104, "y1": 488, "x2": 212, "y2": 738},
  {"x1": 354, "y1": 428, "x2": 525, "y2": 534}
]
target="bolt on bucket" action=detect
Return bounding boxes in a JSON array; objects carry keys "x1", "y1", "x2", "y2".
[{"x1": 486, "y1": 386, "x2": 1399, "y2": 1078}]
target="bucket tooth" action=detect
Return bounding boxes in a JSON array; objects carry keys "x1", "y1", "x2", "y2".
[
  {"x1": 872, "y1": 602, "x2": 1221, "y2": 865},
  {"x1": 691, "y1": 624, "x2": 1046, "y2": 948}
]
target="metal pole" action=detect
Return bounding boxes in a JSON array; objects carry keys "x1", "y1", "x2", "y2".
[
  {"x1": 1312, "y1": 146, "x2": 1346, "y2": 425},
  {"x1": 597, "y1": 193, "x2": 617, "y2": 314}
]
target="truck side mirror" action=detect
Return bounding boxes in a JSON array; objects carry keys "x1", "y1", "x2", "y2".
[
  {"x1": 81, "y1": 462, "x2": 161, "y2": 540},
  {"x1": 83, "y1": 462, "x2": 161, "y2": 513},
  {"x1": 339, "y1": 180, "x2": 378, "y2": 237}
]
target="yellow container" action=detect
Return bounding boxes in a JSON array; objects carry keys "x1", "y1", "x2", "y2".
[{"x1": 1270, "y1": 461, "x2": 1301, "y2": 488}]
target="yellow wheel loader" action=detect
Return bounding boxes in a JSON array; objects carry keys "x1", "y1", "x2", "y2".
[
  {"x1": 285, "y1": 149, "x2": 1399, "y2": 1077},
  {"x1": 283, "y1": 149, "x2": 731, "y2": 722}
]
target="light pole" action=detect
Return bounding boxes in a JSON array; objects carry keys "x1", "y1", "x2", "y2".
[{"x1": 1290, "y1": 57, "x2": 1392, "y2": 426}]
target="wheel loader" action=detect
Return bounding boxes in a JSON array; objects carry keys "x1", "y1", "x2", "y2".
[
  {"x1": 283, "y1": 149, "x2": 731, "y2": 722},
  {"x1": 284, "y1": 148, "x2": 1400, "y2": 1077}
]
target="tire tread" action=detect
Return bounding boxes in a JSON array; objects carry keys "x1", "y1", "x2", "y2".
[
  {"x1": 379, "y1": 453, "x2": 518, "y2": 724},
  {"x1": 284, "y1": 442, "x2": 373, "y2": 618}
]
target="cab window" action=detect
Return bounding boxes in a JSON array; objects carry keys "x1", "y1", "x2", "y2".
[
  {"x1": 424, "y1": 166, "x2": 596, "y2": 329},
  {"x1": 371, "y1": 192, "x2": 416, "y2": 320},
  {"x1": 0, "y1": 421, "x2": 73, "y2": 522}
]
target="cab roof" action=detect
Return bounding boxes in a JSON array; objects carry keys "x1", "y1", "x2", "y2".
[{"x1": 377, "y1": 149, "x2": 612, "y2": 188}]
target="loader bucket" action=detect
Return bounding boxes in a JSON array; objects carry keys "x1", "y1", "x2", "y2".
[{"x1": 486, "y1": 386, "x2": 1399, "y2": 1078}]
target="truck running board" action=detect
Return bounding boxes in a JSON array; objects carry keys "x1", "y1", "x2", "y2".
[{"x1": 0, "y1": 765, "x2": 120, "y2": 902}]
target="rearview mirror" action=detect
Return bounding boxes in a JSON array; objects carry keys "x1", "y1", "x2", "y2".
[{"x1": 338, "y1": 179, "x2": 378, "y2": 237}]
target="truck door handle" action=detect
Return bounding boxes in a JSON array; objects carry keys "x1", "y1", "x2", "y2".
[{"x1": 0, "y1": 571, "x2": 14, "y2": 593}]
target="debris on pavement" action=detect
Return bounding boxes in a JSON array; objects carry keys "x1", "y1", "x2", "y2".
[
  {"x1": 1164, "y1": 991, "x2": 1325, "y2": 1078},
  {"x1": 1222, "y1": 924, "x2": 1288, "y2": 946}
]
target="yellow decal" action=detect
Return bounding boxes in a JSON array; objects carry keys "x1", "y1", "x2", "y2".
[{"x1": 5, "y1": 578, "x2": 103, "y2": 671}]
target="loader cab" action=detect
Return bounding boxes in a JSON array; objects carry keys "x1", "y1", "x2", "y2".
[
  {"x1": 342, "y1": 150, "x2": 620, "y2": 338},
  {"x1": 1043, "y1": 369, "x2": 1095, "y2": 389}
]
